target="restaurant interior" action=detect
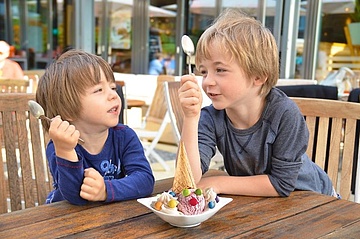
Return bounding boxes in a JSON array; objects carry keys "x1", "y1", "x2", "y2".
[{"x1": 1, "y1": 0, "x2": 359, "y2": 78}]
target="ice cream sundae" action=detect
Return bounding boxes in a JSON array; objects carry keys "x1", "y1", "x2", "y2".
[{"x1": 151, "y1": 141, "x2": 219, "y2": 215}]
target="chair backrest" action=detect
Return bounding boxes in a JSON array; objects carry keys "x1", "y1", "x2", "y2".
[
  {"x1": 276, "y1": 79, "x2": 318, "y2": 86},
  {"x1": 164, "y1": 81, "x2": 183, "y2": 144},
  {"x1": 23, "y1": 70, "x2": 45, "y2": 79},
  {"x1": 0, "y1": 93, "x2": 52, "y2": 213},
  {"x1": 143, "y1": 75, "x2": 175, "y2": 127},
  {"x1": 115, "y1": 80, "x2": 126, "y2": 124},
  {"x1": 23, "y1": 74, "x2": 39, "y2": 93},
  {"x1": 277, "y1": 85, "x2": 338, "y2": 100},
  {"x1": 348, "y1": 88, "x2": 360, "y2": 197},
  {"x1": 0, "y1": 79, "x2": 30, "y2": 93},
  {"x1": 290, "y1": 97, "x2": 360, "y2": 201}
]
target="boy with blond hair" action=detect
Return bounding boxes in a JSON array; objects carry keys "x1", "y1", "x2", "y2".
[{"x1": 179, "y1": 9, "x2": 335, "y2": 198}]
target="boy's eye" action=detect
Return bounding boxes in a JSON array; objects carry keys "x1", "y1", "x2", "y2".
[
  {"x1": 94, "y1": 88, "x2": 102, "y2": 93},
  {"x1": 109, "y1": 83, "x2": 117, "y2": 91},
  {"x1": 216, "y1": 68, "x2": 226, "y2": 73}
]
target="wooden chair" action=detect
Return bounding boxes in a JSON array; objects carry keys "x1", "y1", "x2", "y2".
[
  {"x1": 290, "y1": 97, "x2": 360, "y2": 202},
  {"x1": 0, "y1": 93, "x2": 53, "y2": 213},
  {"x1": 134, "y1": 75, "x2": 175, "y2": 171},
  {"x1": 163, "y1": 81, "x2": 224, "y2": 171},
  {"x1": 23, "y1": 70, "x2": 45, "y2": 79},
  {"x1": 115, "y1": 80, "x2": 127, "y2": 124},
  {"x1": 163, "y1": 81, "x2": 183, "y2": 145},
  {"x1": 23, "y1": 73, "x2": 39, "y2": 93},
  {"x1": 0, "y1": 79, "x2": 30, "y2": 93}
]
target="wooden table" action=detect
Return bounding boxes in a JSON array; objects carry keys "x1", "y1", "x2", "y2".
[
  {"x1": 1, "y1": 175, "x2": 360, "y2": 238},
  {"x1": 127, "y1": 99, "x2": 146, "y2": 109}
]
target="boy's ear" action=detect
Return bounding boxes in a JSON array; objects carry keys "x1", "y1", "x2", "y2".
[{"x1": 254, "y1": 76, "x2": 267, "y2": 86}]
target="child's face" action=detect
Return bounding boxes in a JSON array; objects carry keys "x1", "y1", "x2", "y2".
[
  {"x1": 76, "y1": 70, "x2": 121, "y2": 130},
  {"x1": 198, "y1": 43, "x2": 262, "y2": 110}
]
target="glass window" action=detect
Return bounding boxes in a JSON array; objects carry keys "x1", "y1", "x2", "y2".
[
  {"x1": 149, "y1": 8, "x2": 176, "y2": 75},
  {"x1": 95, "y1": 1, "x2": 132, "y2": 73}
]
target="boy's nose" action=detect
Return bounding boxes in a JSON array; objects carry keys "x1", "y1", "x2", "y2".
[
  {"x1": 203, "y1": 74, "x2": 215, "y2": 86},
  {"x1": 108, "y1": 87, "x2": 119, "y2": 99}
]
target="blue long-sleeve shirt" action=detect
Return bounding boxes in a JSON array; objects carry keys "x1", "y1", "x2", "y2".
[{"x1": 46, "y1": 124, "x2": 154, "y2": 205}]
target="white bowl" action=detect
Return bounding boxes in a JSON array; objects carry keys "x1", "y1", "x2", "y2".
[{"x1": 137, "y1": 196, "x2": 233, "y2": 228}]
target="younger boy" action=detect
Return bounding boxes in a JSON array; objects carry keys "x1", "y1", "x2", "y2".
[{"x1": 36, "y1": 50, "x2": 154, "y2": 205}]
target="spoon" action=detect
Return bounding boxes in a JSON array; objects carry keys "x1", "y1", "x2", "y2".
[
  {"x1": 181, "y1": 35, "x2": 195, "y2": 74},
  {"x1": 28, "y1": 100, "x2": 85, "y2": 144}
]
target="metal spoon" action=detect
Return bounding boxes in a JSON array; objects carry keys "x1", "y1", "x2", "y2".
[
  {"x1": 181, "y1": 35, "x2": 195, "y2": 74},
  {"x1": 28, "y1": 100, "x2": 85, "y2": 144}
]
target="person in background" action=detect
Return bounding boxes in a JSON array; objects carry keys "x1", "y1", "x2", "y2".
[
  {"x1": 179, "y1": 9, "x2": 336, "y2": 198},
  {"x1": 36, "y1": 49, "x2": 154, "y2": 205},
  {"x1": 162, "y1": 54, "x2": 175, "y2": 75},
  {"x1": 148, "y1": 52, "x2": 165, "y2": 75},
  {"x1": 0, "y1": 40, "x2": 24, "y2": 79}
]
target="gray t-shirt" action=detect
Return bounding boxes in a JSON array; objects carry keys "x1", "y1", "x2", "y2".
[{"x1": 198, "y1": 87, "x2": 333, "y2": 196}]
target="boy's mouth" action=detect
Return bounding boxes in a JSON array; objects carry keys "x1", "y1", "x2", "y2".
[{"x1": 108, "y1": 106, "x2": 118, "y2": 113}]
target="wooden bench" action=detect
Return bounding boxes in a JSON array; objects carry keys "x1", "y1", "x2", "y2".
[{"x1": 326, "y1": 55, "x2": 360, "y2": 72}]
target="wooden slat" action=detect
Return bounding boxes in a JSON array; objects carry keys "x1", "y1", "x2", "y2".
[
  {"x1": 3, "y1": 110, "x2": 22, "y2": 211},
  {"x1": 0, "y1": 93, "x2": 52, "y2": 213},
  {"x1": 0, "y1": 79, "x2": 30, "y2": 93},
  {"x1": 0, "y1": 120, "x2": 7, "y2": 213},
  {"x1": 168, "y1": 81, "x2": 184, "y2": 137},
  {"x1": 239, "y1": 199, "x2": 360, "y2": 238},
  {"x1": 163, "y1": 81, "x2": 184, "y2": 145},
  {"x1": 320, "y1": 220, "x2": 360, "y2": 238},
  {"x1": 314, "y1": 117, "x2": 329, "y2": 169},
  {"x1": 144, "y1": 75, "x2": 175, "y2": 128},
  {"x1": 16, "y1": 109, "x2": 36, "y2": 209},
  {"x1": 305, "y1": 116, "x2": 316, "y2": 160},
  {"x1": 291, "y1": 97, "x2": 360, "y2": 201},
  {"x1": 341, "y1": 118, "x2": 357, "y2": 199},
  {"x1": 29, "y1": 115, "x2": 48, "y2": 205},
  {"x1": 327, "y1": 117, "x2": 342, "y2": 188},
  {"x1": 326, "y1": 55, "x2": 360, "y2": 71},
  {"x1": 43, "y1": 131, "x2": 53, "y2": 193}
]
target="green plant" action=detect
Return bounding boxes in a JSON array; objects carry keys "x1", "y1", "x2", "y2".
[{"x1": 351, "y1": 0, "x2": 360, "y2": 22}]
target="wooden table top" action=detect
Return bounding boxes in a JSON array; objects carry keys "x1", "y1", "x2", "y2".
[
  {"x1": 127, "y1": 99, "x2": 146, "y2": 108},
  {"x1": 1, "y1": 174, "x2": 360, "y2": 238}
]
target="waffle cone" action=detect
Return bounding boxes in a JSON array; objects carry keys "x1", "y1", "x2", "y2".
[{"x1": 172, "y1": 140, "x2": 196, "y2": 194}]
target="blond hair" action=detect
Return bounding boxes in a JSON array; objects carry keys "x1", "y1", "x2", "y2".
[
  {"x1": 195, "y1": 9, "x2": 279, "y2": 96},
  {"x1": 36, "y1": 49, "x2": 115, "y2": 132}
]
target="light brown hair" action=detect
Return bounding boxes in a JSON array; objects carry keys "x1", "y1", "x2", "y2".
[
  {"x1": 36, "y1": 49, "x2": 115, "y2": 131},
  {"x1": 195, "y1": 8, "x2": 279, "y2": 96}
]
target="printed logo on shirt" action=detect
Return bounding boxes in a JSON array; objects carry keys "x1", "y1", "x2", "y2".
[{"x1": 100, "y1": 159, "x2": 118, "y2": 180}]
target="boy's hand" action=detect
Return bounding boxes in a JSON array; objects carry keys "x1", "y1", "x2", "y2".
[
  {"x1": 80, "y1": 168, "x2": 107, "y2": 201},
  {"x1": 49, "y1": 116, "x2": 80, "y2": 162},
  {"x1": 179, "y1": 75, "x2": 203, "y2": 118}
]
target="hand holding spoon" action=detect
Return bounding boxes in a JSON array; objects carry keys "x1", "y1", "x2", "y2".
[
  {"x1": 28, "y1": 100, "x2": 85, "y2": 144},
  {"x1": 181, "y1": 35, "x2": 195, "y2": 74}
]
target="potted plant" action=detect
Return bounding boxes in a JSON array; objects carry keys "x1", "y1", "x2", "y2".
[{"x1": 348, "y1": 0, "x2": 360, "y2": 45}]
